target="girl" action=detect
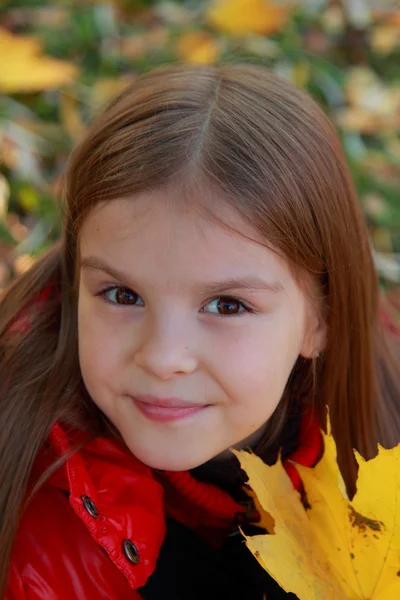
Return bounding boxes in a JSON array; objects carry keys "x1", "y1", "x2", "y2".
[{"x1": 1, "y1": 64, "x2": 399, "y2": 600}]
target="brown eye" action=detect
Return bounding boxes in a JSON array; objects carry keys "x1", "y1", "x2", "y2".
[
  {"x1": 102, "y1": 286, "x2": 143, "y2": 306},
  {"x1": 203, "y1": 296, "x2": 249, "y2": 316},
  {"x1": 217, "y1": 296, "x2": 242, "y2": 315},
  {"x1": 116, "y1": 288, "x2": 138, "y2": 305}
]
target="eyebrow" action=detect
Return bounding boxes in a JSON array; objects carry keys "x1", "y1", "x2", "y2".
[{"x1": 80, "y1": 256, "x2": 284, "y2": 295}]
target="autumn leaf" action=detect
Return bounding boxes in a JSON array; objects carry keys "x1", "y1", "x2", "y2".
[
  {"x1": 207, "y1": 0, "x2": 292, "y2": 36},
  {"x1": 176, "y1": 32, "x2": 220, "y2": 64},
  {"x1": 0, "y1": 27, "x2": 77, "y2": 93},
  {"x1": 236, "y1": 426, "x2": 400, "y2": 600}
]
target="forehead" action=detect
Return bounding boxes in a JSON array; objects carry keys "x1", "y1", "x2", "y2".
[{"x1": 79, "y1": 189, "x2": 292, "y2": 286}]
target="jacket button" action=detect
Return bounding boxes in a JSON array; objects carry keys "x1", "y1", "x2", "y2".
[
  {"x1": 82, "y1": 495, "x2": 98, "y2": 519},
  {"x1": 122, "y1": 539, "x2": 140, "y2": 565}
]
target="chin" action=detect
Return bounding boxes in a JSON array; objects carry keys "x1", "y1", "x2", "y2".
[
  {"x1": 130, "y1": 446, "x2": 212, "y2": 472},
  {"x1": 145, "y1": 455, "x2": 206, "y2": 472}
]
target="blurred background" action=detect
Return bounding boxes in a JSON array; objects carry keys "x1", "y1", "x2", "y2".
[{"x1": 0, "y1": 0, "x2": 399, "y2": 325}]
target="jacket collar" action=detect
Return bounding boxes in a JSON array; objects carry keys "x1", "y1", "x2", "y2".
[{"x1": 40, "y1": 423, "x2": 166, "y2": 590}]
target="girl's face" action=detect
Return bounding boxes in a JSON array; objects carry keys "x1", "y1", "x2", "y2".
[{"x1": 78, "y1": 188, "x2": 325, "y2": 470}]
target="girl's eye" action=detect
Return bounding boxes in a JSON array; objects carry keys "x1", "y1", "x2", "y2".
[
  {"x1": 101, "y1": 286, "x2": 144, "y2": 306},
  {"x1": 203, "y1": 296, "x2": 251, "y2": 316}
]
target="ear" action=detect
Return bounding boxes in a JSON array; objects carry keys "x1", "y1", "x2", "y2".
[{"x1": 299, "y1": 310, "x2": 327, "y2": 359}]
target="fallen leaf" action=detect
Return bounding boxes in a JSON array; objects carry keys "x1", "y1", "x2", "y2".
[
  {"x1": 176, "y1": 32, "x2": 220, "y2": 64},
  {"x1": 236, "y1": 425, "x2": 400, "y2": 599},
  {"x1": 207, "y1": 0, "x2": 292, "y2": 36},
  {"x1": 0, "y1": 27, "x2": 77, "y2": 93}
]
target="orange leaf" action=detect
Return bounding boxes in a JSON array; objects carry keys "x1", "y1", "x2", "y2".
[{"x1": 207, "y1": 0, "x2": 292, "y2": 36}]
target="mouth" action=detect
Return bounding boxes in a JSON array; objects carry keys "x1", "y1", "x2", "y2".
[{"x1": 132, "y1": 395, "x2": 210, "y2": 423}]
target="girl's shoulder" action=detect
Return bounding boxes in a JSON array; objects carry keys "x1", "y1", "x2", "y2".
[{"x1": 8, "y1": 424, "x2": 166, "y2": 599}]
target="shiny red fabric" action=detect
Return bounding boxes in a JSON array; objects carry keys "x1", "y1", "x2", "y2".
[
  {"x1": 8, "y1": 425, "x2": 166, "y2": 599},
  {"x1": 7, "y1": 410, "x2": 322, "y2": 599}
]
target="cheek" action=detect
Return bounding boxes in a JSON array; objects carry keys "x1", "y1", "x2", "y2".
[
  {"x1": 78, "y1": 297, "x2": 128, "y2": 394},
  {"x1": 210, "y1": 316, "x2": 303, "y2": 403}
]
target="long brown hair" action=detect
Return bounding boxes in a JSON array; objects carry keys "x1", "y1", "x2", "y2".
[{"x1": 1, "y1": 64, "x2": 399, "y2": 593}]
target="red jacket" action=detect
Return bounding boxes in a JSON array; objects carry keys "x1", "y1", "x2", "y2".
[{"x1": 6, "y1": 409, "x2": 322, "y2": 599}]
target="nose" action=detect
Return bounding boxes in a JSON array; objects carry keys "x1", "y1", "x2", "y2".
[{"x1": 134, "y1": 312, "x2": 198, "y2": 380}]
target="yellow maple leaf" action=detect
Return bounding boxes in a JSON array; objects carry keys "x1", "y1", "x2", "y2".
[
  {"x1": 236, "y1": 428, "x2": 400, "y2": 599},
  {"x1": 0, "y1": 28, "x2": 77, "y2": 94},
  {"x1": 207, "y1": 0, "x2": 293, "y2": 36}
]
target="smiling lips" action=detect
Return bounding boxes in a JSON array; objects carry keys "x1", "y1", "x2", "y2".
[{"x1": 132, "y1": 395, "x2": 209, "y2": 423}]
